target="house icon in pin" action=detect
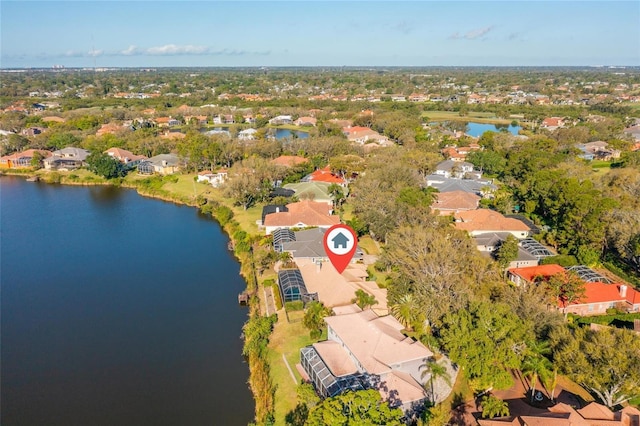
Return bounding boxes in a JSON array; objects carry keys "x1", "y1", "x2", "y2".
[{"x1": 331, "y1": 232, "x2": 349, "y2": 249}]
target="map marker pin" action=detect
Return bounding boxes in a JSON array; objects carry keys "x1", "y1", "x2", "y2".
[{"x1": 323, "y1": 224, "x2": 358, "y2": 274}]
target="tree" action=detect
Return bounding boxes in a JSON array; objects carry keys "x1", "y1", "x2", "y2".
[
  {"x1": 303, "y1": 301, "x2": 331, "y2": 339},
  {"x1": 494, "y1": 234, "x2": 519, "y2": 270},
  {"x1": 552, "y1": 326, "x2": 640, "y2": 407},
  {"x1": 30, "y1": 150, "x2": 44, "y2": 168},
  {"x1": 389, "y1": 294, "x2": 419, "y2": 330},
  {"x1": 440, "y1": 301, "x2": 531, "y2": 391},
  {"x1": 544, "y1": 271, "x2": 586, "y2": 319},
  {"x1": 480, "y1": 395, "x2": 510, "y2": 419},
  {"x1": 420, "y1": 358, "x2": 452, "y2": 404},
  {"x1": 85, "y1": 152, "x2": 126, "y2": 179},
  {"x1": 305, "y1": 389, "x2": 403, "y2": 426},
  {"x1": 351, "y1": 289, "x2": 377, "y2": 310},
  {"x1": 521, "y1": 341, "x2": 553, "y2": 403}
]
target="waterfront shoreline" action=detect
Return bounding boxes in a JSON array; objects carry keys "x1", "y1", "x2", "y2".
[{"x1": 1, "y1": 169, "x2": 263, "y2": 423}]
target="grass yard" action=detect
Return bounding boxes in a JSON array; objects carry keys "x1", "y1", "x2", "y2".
[
  {"x1": 358, "y1": 235, "x2": 380, "y2": 255},
  {"x1": 421, "y1": 110, "x2": 512, "y2": 124},
  {"x1": 160, "y1": 174, "x2": 213, "y2": 200},
  {"x1": 267, "y1": 315, "x2": 320, "y2": 425}
]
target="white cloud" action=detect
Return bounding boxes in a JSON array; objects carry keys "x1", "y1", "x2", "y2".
[
  {"x1": 146, "y1": 44, "x2": 209, "y2": 55},
  {"x1": 121, "y1": 45, "x2": 142, "y2": 56},
  {"x1": 88, "y1": 49, "x2": 103, "y2": 57}
]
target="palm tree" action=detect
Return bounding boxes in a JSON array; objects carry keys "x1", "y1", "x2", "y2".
[
  {"x1": 351, "y1": 289, "x2": 377, "y2": 310},
  {"x1": 420, "y1": 358, "x2": 452, "y2": 404},
  {"x1": 481, "y1": 395, "x2": 510, "y2": 419},
  {"x1": 389, "y1": 294, "x2": 418, "y2": 330},
  {"x1": 522, "y1": 345, "x2": 553, "y2": 404}
]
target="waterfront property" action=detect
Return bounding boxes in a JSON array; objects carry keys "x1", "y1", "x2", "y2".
[
  {"x1": 277, "y1": 269, "x2": 317, "y2": 304},
  {"x1": 137, "y1": 153, "x2": 181, "y2": 175},
  {"x1": 0, "y1": 149, "x2": 52, "y2": 168},
  {"x1": 105, "y1": 147, "x2": 147, "y2": 168},
  {"x1": 300, "y1": 307, "x2": 456, "y2": 413},
  {"x1": 262, "y1": 200, "x2": 339, "y2": 235},
  {"x1": 43, "y1": 147, "x2": 90, "y2": 171}
]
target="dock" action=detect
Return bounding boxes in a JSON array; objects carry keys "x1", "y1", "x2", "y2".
[{"x1": 238, "y1": 291, "x2": 249, "y2": 305}]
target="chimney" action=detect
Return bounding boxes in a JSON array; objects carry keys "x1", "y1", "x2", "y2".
[
  {"x1": 162, "y1": 160, "x2": 168, "y2": 167},
  {"x1": 275, "y1": 207, "x2": 280, "y2": 213},
  {"x1": 620, "y1": 285, "x2": 628, "y2": 298}
]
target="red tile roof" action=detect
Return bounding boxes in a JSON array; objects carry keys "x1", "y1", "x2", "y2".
[
  {"x1": 308, "y1": 166, "x2": 346, "y2": 184},
  {"x1": 508, "y1": 264, "x2": 566, "y2": 283},
  {"x1": 454, "y1": 209, "x2": 530, "y2": 233}
]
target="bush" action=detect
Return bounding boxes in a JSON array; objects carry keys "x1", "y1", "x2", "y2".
[{"x1": 215, "y1": 206, "x2": 234, "y2": 226}]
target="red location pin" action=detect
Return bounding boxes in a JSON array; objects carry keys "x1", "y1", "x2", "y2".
[{"x1": 323, "y1": 224, "x2": 358, "y2": 274}]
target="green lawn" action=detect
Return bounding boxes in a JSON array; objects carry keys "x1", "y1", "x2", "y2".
[
  {"x1": 421, "y1": 110, "x2": 513, "y2": 124},
  {"x1": 267, "y1": 316, "x2": 319, "y2": 425},
  {"x1": 358, "y1": 236, "x2": 380, "y2": 255}
]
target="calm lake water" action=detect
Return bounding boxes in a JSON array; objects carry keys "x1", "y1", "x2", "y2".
[
  {"x1": 274, "y1": 128, "x2": 309, "y2": 140},
  {"x1": 0, "y1": 177, "x2": 254, "y2": 426},
  {"x1": 466, "y1": 122, "x2": 522, "y2": 137}
]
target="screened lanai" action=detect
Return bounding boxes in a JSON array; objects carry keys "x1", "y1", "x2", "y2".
[
  {"x1": 272, "y1": 228, "x2": 295, "y2": 252},
  {"x1": 519, "y1": 238, "x2": 554, "y2": 259},
  {"x1": 566, "y1": 265, "x2": 613, "y2": 284},
  {"x1": 278, "y1": 269, "x2": 310, "y2": 303},
  {"x1": 300, "y1": 346, "x2": 366, "y2": 398}
]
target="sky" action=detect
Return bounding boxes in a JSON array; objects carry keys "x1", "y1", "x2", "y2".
[{"x1": 1, "y1": 1, "x2": 639, "y2": 68}]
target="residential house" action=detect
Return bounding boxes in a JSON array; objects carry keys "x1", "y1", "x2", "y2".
[
  {"x1": 196, "y1": 169, "x2": 228, "y2": 187},
  {"x1": 577, "y1": 141, "x2": 621, "y2": 161},
  {"x1": 261, "y1": 205, "x2": 288, "y2": 226},
  {"x1": 0, "y1": 149, "x2": 52, "y2": 168},
  {"x1": 342, "y1": 126, "x2": 389, "y2": 145},
  {"x1": 433, "y1": 160, "x2": 475, "y2": 179},
  {"x1": 431, "y1": 191, "x2": 480, "y2": 215},
  {"x1": 137, "y1": 153, "x2": 181, "y2": 175},
  {"x1": 43, "y1": 147, "x2": 90, "y2": 170},
  {"x1": 408, "y1": 93, "x2": 428, "y2": 102},
  {"x1": 454, "y1": 209, "x2": 531, "y2": 238},
  {"x1": 474, "y1": 233, "x2": 539, "y2": 269},
  {"x1": 271, "y1": 155, "x2": 309, "y2": 168},
  {"x1": 263, "y1": 200, "x2": 339, "y2": 235},
  {"x1": 278, "y1": 227, "x2": 364, "y2": 262},
  {"x1": 238, "y1": 128, "x2": 258, "y2": 140},
  {"x1": 565, "y1": 283, "x2": 640, "y2": 315},
  {"x1": 540, "y1": 117, "x2": 565, "y2": 131},
  {"x1": 295, "y1": 258, "x2": 383, "y2": 313},
  {"x1": 21, "y1": 127, "x2": 45, "y2": 137},
  {"x1": 304, "y1": 166, "x2": 347, "y2": 187},
  {"x1": 507, "y1": 264, "x2": 566, "y2": 287},
  {"x1": 301, "y1": 308, "x2": 456, "y2": 413},
  {"x1": 268, "y1": 115, "x2": 293, "y2": 125},
  {"x1": 155, "y1": 116, "x2": 180, "y2": 127},
  {"x1": 184, "y1": 115, "x2": 208, "y2": 125},
  {"x1": 282, "y1": 182, "x2": 335, "y2": 205},
  {"x1": 294, "y1": 116, "x2": 317, "y2": 127},
  {"x1": 105, "y1": 148, "x2": 147, "y2": 168},
  {"x1": 426, "y1": 175, "x2": 497, "y2": 196},
  {"x1": 477, "y1": 401, "x2": 640, "y2": 426}
]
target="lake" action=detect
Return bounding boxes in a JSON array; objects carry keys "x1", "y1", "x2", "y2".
[
  {"x1": 0, "y1": 177, "x2": 254, "y2": 426},
  {"x1": 466, "y1": 122, "x2": 522, "y2": 137},
  {"x1": 274, "y1": 128, "x2": 309, "y2": 140}
]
